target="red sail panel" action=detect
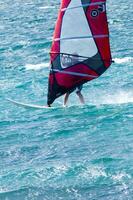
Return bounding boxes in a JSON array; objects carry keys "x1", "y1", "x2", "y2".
[
  {"x1": 50, "y1": 0, "x2": 71, "y2": 62},
  {"x1": 47, "y1": 0, "x2": 112, "y2": 105},
  {"x1": 86, "y1": 0, "x2": 112, "y2": 67}
]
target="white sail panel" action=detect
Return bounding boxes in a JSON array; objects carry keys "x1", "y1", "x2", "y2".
[{"x1": 60, "y1": 0, "x2": 98, "y2": 58}]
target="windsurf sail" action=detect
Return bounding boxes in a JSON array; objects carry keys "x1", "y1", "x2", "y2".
[{"x1": 47, "y1": 0, "x2": 113, "y2": 105}]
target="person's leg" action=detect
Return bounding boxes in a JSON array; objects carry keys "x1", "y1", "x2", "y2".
[
  {"x1": 76, "y1": 91, "x2": 85, "y2": 104},
  {"x1": 63, "y1": 93, "x2": 70, "y2": 106}
]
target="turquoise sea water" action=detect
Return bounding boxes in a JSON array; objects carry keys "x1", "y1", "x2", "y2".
[{"x1": 0, "y1": 0, "x2": 133, "y2": 199}]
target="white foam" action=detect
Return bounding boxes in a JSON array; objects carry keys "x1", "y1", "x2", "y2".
[
  {"x1": 112, "y1": 172, "x2": 131, "y2": 195},
  {"x1": 89, "y1": 90, "x2": 133, "y2": 106},
  {"x1": 103, "y1": 91, "x2": 133, "y2": 105},
  {"x1": 25, "y1": 62, "x2": 49, "y2": 70},
  {"x1": 39, "y1": 6, "x2": 54, "y2": 10},
  {"x1": 82, "y1": 166, "x2": 107, "y2": 180},
  {"x1": 112, "y1": 172, "x2": 131, "y2": 182},
  {"x1": 114, "y1": 57, "x2": 133, "y2": 64}
]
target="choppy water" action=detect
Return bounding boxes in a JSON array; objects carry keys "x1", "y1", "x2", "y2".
[{"x1": 0, "y1": 0, "x2": 133, "y2": 199}]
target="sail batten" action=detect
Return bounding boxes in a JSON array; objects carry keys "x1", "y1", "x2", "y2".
[
  {"x1": 54, "y1": 34, "x2": 109, "y2": 41},
  {"x1": 51, "y1": 69, "x2": 98, "y2": 78},
  {"x1": 47, "y1": 0, "x2": 112, "y2": 105},
  {"x1": 61, "y1": 2, "x2": 106, "y2": 11},
  {"x1": 50, "y1": 52, "x2": 113, "y2": 62}
]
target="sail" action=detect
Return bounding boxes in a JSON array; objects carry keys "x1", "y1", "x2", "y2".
[{"x1": 47, "y1": 0, "x2": 112, "y2": 105}]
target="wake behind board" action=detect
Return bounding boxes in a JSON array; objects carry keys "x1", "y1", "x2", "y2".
[{"x1": 6, "y1": 98, "x2": 50, "y2": 109}]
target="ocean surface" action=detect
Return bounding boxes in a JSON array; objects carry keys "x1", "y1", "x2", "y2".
[{"x1": 0, "y1": 0, "x2": 133, "y2": 199}]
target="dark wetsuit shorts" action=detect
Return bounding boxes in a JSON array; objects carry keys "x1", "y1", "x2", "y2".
[{"x1": 68, "y1": 85, "x2": 83, "y2": 94}]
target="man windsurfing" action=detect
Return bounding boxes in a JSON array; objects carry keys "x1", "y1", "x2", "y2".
[{"x1": 47, "y1": 0, "x2": 113, "y2": 107}]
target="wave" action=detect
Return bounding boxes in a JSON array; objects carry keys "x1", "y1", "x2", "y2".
[
  {"x1": 96, "y1": 91, "x2": 133, "y2": 105},
  {"x1": 114, "y1": 57, "x2": 133, "y2": 64},
  {"x1": 88, "y1": 90, "x2": 133, "y2": 107},
  {"x1": 39, "y1": 6, "x2": 55, "y2": 10},
  {"x1": 25, "y1": 62, "x2": 49, "y2": 70}
]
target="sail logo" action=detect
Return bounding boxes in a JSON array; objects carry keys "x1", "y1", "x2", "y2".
[
  {"x1": 98, "y1": 3, "x2": 106, "y2": 13},
  {"x1": 61, "y1": 54, "x2": 81, "y2": 69},
  {"x1": 91, "y1": 3, "x2": 106, "y2": 18},
  {"x1": 91, "y1": 9, "x2": 99, "y2": 18}
]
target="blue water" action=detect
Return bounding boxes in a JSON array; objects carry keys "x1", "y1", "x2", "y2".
[{"x1": 0, "y1": 0, "x2": 133, "y2": 199}]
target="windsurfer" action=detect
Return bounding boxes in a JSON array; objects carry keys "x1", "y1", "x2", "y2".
[{"x1": 47, "y1": 0, "x2": 112, "y2": 107}]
